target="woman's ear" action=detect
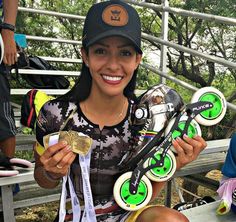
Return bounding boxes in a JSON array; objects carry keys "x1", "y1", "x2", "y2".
[
  {"x1": 135, "y1": 53, "x2": 142, "y2": 70},
  {"x1": 81, "y1": 47, "x2": 89, "y2": 67}
]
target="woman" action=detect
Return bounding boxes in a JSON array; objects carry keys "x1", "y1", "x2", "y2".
[{"x1": 34, "y1": 1, "x2": 206, "y2": 221}]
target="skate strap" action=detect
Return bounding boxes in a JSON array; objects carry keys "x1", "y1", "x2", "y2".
[{"x1": 150, "y1": 103, "x2": 174, "y2": 115}]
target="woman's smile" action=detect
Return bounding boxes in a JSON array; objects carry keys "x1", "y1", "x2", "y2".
[{"x1": 102, "y1": 74, "x2": 123, "y2": 85}]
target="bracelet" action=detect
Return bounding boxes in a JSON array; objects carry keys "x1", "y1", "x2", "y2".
[
  {"x1": 0, "y1": 22, "x2": 16, "y2": 32},
  {"x1": 41, "y1": 167, "x2": 61, "y2": 183}
]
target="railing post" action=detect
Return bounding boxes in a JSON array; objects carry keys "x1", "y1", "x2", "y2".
[{"x1": 159, "y1": 0, "x2": 169, "y2": 84}]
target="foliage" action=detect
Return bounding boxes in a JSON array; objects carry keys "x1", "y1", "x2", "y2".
[
  {"x1": 140, "y1": 0, "x2": 236, "y2": 138},
  {"x1": 15, "y1": 0, "x2": 235, "y2": 138},
  {"x1": 15, "y1": 150, "x2": 34, "y2": 161}
]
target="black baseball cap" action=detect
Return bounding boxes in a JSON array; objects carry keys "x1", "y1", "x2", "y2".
[{"x1": 82, "y1": 0, "x2": 142, "y2": 54}]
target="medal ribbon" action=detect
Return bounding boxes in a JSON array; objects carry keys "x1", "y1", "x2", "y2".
[
  {"x1": 79, "y1": 150, "x2": 97, "y2": 222},
  {"x1": 59, "y1": 150, "x2": 96, "y2": 222},
  {"x1": 59, "y1": 170, "x2": 81, "y2": 222}
]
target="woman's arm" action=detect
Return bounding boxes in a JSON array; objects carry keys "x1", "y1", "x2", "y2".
[{"x1": 150, "y1": 135, "x2": 207, "y2": 200}]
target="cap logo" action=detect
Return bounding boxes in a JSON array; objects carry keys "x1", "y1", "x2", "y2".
[{"x1": 102, "y1": 4, "x2": 128, "y2": 26}]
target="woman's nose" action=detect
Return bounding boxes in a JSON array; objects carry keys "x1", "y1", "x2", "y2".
[{"x1": 107, "y1": 54, "x2": 120, "y2": 71}]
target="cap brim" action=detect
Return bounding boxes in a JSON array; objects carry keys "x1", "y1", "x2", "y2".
[{"x1": 86, "y1": 30, "x2": 142, "y2": 54}]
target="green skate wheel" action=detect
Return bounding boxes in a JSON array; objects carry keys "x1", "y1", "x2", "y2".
[
  {"x1": 113, "y1": 172, "x2": 153, "y2": 211},
  {"x1": 165, "y1": 116, "x2": 202, "y2": 153},
  {"x1": 144, "y1": 149, "x2": 176, "y2": 182},
  {"x1": 191, "y1": 87, "x2": 227, "y2": 126}
]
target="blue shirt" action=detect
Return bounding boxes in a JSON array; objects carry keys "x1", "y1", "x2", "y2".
[{"x1": 222, "y1": 133, "x2": 236, "y2": 177}]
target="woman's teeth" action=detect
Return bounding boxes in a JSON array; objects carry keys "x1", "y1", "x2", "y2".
[{"x1": 103, "y1": 75, "x2": 122, "y2": 81}]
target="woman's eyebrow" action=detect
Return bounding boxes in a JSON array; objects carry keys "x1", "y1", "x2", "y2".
[
  {"x1": 94, "y1": 42, "x2": 108, "y2": 47},
  {"x1": 94, "y1": 42, "x2": 133, "y2": 48},
  {"x1": 117, "y1": 44, "x2": 133, "y2": 49}
]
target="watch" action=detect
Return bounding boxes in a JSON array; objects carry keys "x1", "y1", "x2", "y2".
[{"x1": 0, "y1": 22, "x2": 16, "y2": 32}]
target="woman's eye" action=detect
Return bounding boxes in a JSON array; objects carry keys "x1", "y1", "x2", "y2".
[
  {"x1": 94, "y1": 48, "x2": 105, "y2": 55},
  {"x1": 120, "y1": 50, "x2": 132, "y2": 56}
]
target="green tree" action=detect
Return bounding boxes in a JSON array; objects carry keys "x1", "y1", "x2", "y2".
[{"x1": 140, "y1": 0, "x2": 236, "y2": 138}]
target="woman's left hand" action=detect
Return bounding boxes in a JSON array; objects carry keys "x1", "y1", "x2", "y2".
[{"x1": 172, "y1": 134, "x2": 207, "y2": 170}]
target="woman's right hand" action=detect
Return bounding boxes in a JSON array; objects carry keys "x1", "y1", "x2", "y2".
[{"x1": 40, "y1": 141, "x2": 77, "y2": 179}]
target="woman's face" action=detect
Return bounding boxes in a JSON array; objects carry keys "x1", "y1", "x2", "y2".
[{"x1": 81, "y1": 36, "x2": 142, "y2": 98}]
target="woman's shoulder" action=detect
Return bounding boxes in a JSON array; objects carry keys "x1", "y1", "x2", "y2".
[{"x1": 41, "y1": 98, "x2": 77, "y2": 116}]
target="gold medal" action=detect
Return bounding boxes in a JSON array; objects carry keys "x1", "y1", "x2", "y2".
[
  {"x1": 70, "y1": 131, "x2": 92, "y2": 155},
  {"x1": 43, "y1": 131, "x2": 92, "y2": 156},
  {"x1": 59, "y1": 131, "x2": 72, "y2": 146}
]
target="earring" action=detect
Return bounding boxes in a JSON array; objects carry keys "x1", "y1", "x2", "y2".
[{"x1": 86, "y1": 63, "x2": 89, "y2": 67}]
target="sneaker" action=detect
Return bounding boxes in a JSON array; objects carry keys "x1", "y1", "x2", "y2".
[{"x1": 173, "y1": 196, "x2": 215, "y2": 211}]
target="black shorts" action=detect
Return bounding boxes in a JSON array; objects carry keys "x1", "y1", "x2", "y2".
[{"x1": 0, "y1": 65, "x2": 16, "y2": 141}]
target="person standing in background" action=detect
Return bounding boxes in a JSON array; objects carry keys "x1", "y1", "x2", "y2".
[{"x1": 0, "y1": 0, "x2": 18, "y2": 157}]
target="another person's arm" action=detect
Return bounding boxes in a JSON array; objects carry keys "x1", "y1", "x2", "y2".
[{"x1": 1, "y1": 0, "x2": 18, "y2": 65}]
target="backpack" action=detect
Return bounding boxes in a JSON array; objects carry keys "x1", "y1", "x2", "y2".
[
  {"x1": 14, "y1": 50, "x2": 70, "y2": 89},
  {"x1": 20, "y1": 89, "x2": 54, "y2": 129}
]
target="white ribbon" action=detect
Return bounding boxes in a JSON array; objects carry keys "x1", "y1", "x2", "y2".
[
  {"x1": 58, "y1": 150, "x2": 96, "y2": 222},
  {"x1": 59, "y1": 170, "x2": 81, "y2": 222},
  {"x1": 80, "y1": 150, "x2": 97, "y2": 222}
]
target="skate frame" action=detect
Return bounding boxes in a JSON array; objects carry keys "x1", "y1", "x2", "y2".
[{"x1": 129, "y1": 101, "x2": 213, "y2": 194}]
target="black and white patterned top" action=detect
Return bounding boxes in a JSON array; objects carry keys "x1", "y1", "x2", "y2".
[{"x1": 36, "y1": 99, "x2": 133, "y2": 221}]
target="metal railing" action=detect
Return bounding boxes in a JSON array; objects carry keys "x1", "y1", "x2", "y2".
[{"x1": 16, "y1": 1, "x2": 236, "y2": 111}]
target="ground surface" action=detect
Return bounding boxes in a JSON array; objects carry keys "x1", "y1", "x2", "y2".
[{"x1": 15, "y1": 170, "x2": 222, "y2": 222}]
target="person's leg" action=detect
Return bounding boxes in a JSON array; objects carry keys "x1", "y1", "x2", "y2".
[
  {"x1": 0, "y1": 66, "x2": 17, "y2": 158},
  {"x1": 135, "y1": 206, "x2": 189, "y2": 222},
  {"x1": 0, "y1": 136, "x2": 15, "y2": 158}
]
